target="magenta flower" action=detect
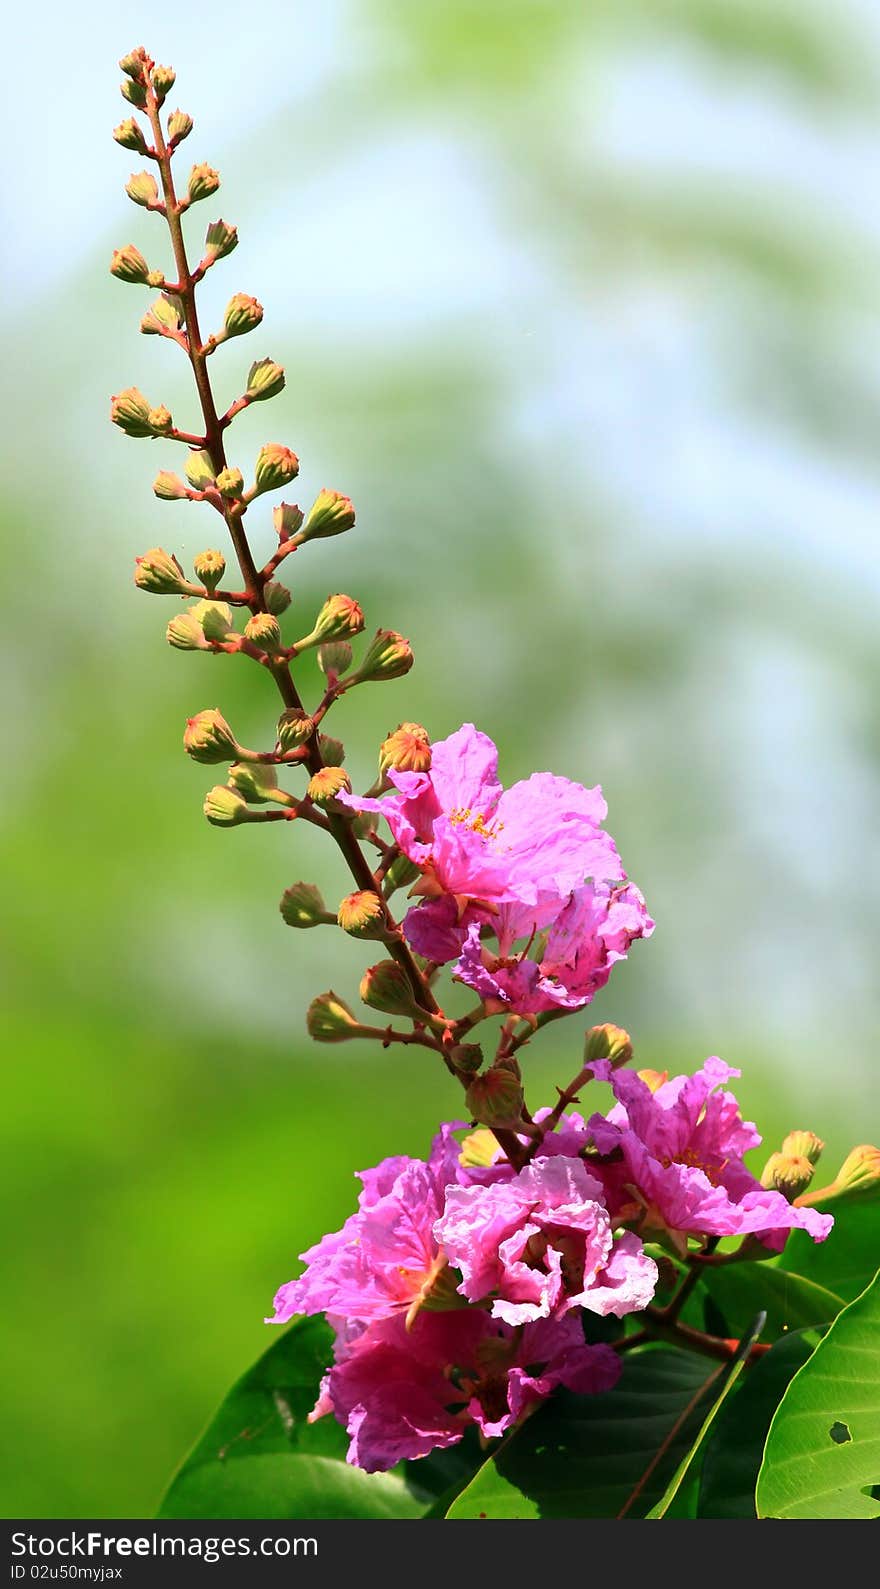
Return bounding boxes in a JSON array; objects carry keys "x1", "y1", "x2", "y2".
[
  {"x1": 587, "y1": 1057, "x2": 834, "y2": 1252},
  {"x1": 435, "y1": 1154, "x2": 657, "y2": 1325},
  {"x1": 310, "y1": 1308, "x2": 621, "y2": 1472},
  {"x1": 452, "y1": 880, "x2": 654, "y2": 1015}
]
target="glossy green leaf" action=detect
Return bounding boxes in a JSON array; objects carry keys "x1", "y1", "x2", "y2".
[
  {"x1": 699, "y1": 1263, "x2": 844, "y2": 1341},
  {"x1": 445, "y1": 1349, "x2": 717, "y2": 1519},
  {"x1": 777, "y1": 1199, "x2": 878, "y2": 1303},
  {"x1": 757, "y1": 1269, "x2": 880, "y2": 1518},
  {"x1": 158, "y1": 1317, "x2": 427, "y2": 1519},
  {"x1": 698, "y1": 1329, "x2": 817, "y2": 1517}
]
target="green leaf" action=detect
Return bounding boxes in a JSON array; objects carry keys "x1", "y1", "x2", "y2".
[
  {"x1": 445, "y1": 1349, "x2": 718, "y2": 1519},
  {"x1": 699, "y1": 1263, "x2": 844, "y2": 1340},
  {"x1": 757, "y1": 1269, "x2": 880, "y2": 1518},
  {"x1": 777, "y1": 1199, "x2": 878, "y2": 1303},
  {"x1": 645, "y1": 1312, "x2": 766, "y2": 1518},
  {"x1": 698, "y1": 1329, "x2": 818, "y2": 1518},
  {"x1": 158, "y1": 1317, "x2": 427, "y2": 1520}
]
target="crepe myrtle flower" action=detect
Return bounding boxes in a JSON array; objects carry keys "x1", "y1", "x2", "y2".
[
  {"x1": 340, "y1": 723, "x2": 624, "y2": 931},
  {"x1": 587, "y1": 1057, "x2": 834, "y2": 1254},
  {"x1": 308, "y1": 1308, "x2": 621, "y2": 1473}
]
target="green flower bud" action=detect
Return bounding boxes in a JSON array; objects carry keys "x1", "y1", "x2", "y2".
[
  {"x1": 246, "y1": 358, "x2": 286, "y2": 402},
  {"x1": 583, "y1": 1024, "x2": 633, "y2": 1069},
  {"x1": 203, "y1": 784, "x2": 249, "y2": 827},
  {"x1": 146, "y1": 270, "x2": 167, "y2": 288},
  {"x1": 183, "y1": 709, "x2": 240, "y2": 764},
  {"x1": 306, "y1": 991, "x2": 361, "y2": 1043},
  {"x1": 459, "y1": 1128, "x2": 500, "y2": 1169},
  {"x1": 380, "y1": 722, "x2": 431, "y2": 776},
  {"x1": 140, "y1": 295, "x2": 181, "y2": 336},
  {"x1": 243, "y1": 612, "x2": 282, "y2": 653},
  {"x1": 350, "y1": 629, "x2": 413, "y2": 685},
  {"x1": 466, "y1": 1062, "x2": 524, "y2": 1129},
  {"x1": 298, "y1": 594, "x2": 364, "y2": 651},
  {"x1": 125, "y1": 170, "x2": 159, "y2": 208},
  {"x1": 280, "y1": 882, "x2": 333, "y2": 929},
  {"x1": 273, "y1": 502, "x2": 304, "y2": 541},
  {"x1": 110, "y1": 387, "x2": 162, "y2": 438},
  {"x1": 224, "y1": 294, "x2": 263, "y2": 338},
  {"x1": 184, "y1": 449, "x2": 216, "y2": 491},
  {"x1": 760, "y1": 1152, "x2": 814, "y2": 1200},
  {"x1": 228, "y1": 760, "x2": 283, "y2": 804},
  {"x1": 119, "y1": 48, "x2": 147, "y2": 80},
  {"x1": 151, "y1": 64, "x2": 176, "y2": 105},
  {"x1": 318, "y1": 641, "x2": 353, "y2": 678},
  {"x1": 147, "y1": 404, "x2": 173, "y2": 433},
  {"x1": 318, "y1": 734, "x2": 345, "y2": 767},
  {"x1": 263, "y1": 581, "x2": 291, "y2": 615},
  {"x1": 120, "y1": 77, "x2": 147, "y2": 109},
  {"x1": 830, "y1": 1145, "x2": 880, "y2": 1197},
  {"x1": 153, "y1": 470, "x2": 188, "y2": 501},
  {"x1": 299, "y1": 489, "x2": 356, "y2": 543},
  {"x1": 781, "y1": 1130, "x2": 824, "y2": 1167},
  {"x1": 193, "y1": 550, "x2": 226, "y2": 591},
  {"x1": 188, "y1": 162, "x2": 220, "y2": 203},
  {"x1": 306, "y1": 767, "x2": 352, "y2": 807},
  {"x1": 214, "y1": 466, "x2": 244, "y2": 499},
  {"x1": 450, "y1": 1043, "x2": 484, "y2": 1076},
  {"x1": 204, "y1": 218, "x2": 238, "y2": 260},
  {"x1": 254, "y1": 444, "x2": 299, "y2": 494},
  {"x1": 134, "y1": 546, "x2": 189, "y2": 595},
  {"x1": 112, "y1": 117, "x2": 149, "y2": 153},
  {"x1": 276, "y1": 709, "x2": 314, "y2": 754},
  {"x1": 359, "y1": 960, "x2": 420, "y2": 1018},
  {"x1": 110, "y1": 244, "x2": 151, "y2": 284},
  {"x1": 338, "y1": 890, "x2": 387, "y2": 941},
  {"x1": 167, "y1": 108, "x2": 193, "y2": 144},
  {"x1": 166, "y1": 612, "x2": 209, "y2": 651},
  {"x1": 381, "y1": 851, "x2": 422, "y2": 895},
  {"x1": 192, "y1": 599, "x2": 233, "y2": 642}
]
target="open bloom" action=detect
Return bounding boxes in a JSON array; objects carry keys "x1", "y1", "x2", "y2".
[
  {"x1": 587, "y1": 1057, "x2": 834, "y2": 1252},
  {"x1": 435, "y1": 1155, "x2": 657, "y2": 1324},
  {"x1": 311, "y1": 1308, "x2": 621, "y2": 1472}
]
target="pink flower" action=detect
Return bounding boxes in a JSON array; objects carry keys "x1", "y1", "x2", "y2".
[
  {"x1": 587, "y1": 1057, "x2": 833, "y2": 1251},
  {"x1": 435, "y1": 1155, "x2": 657, "y2": 1325},
  {"x1": 452, "y1": 880, "x2": 654, "y2": 1015},
  {"x1": 341, "y1": 723, "x2": 623, "y2": 936},
  {"x1": 312, "y1": 1309, "x2": 621, "y2": 1472}
]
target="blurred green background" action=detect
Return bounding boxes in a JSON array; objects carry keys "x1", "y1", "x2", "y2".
[{"x1": 2, "y1": 0, "x2": 879, "y2": 1517}]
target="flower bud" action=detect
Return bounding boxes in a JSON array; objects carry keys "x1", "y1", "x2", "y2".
[
  {"x1": 459, "y1": 1128, "x2": 499, "y2": 1169},
  {"x1": 450, "y1": 1043, "x2": 484, "y2": 1076},
  {"x1": 140, "y1": 295, "x2": 181, "y2": 336},
  {"x1": 167, "y1": 108, "x2": 193, "y2": 144},
  {"x1": 188, "y1": 163, "x2": 220, "y2": 203},
  {"x1": 280, "y1": 882, "x2": 332, "y2": 929},
  {"x1": 276, "y1": 709, "x2": 314, "y2": 754},
  {"x1": 166, "y1": 612, "x2": 209, "y2": 651},
  {"x1": 317, "y1": 642, "x2": 353, "y2": 678},
  {"x1": 119, "y1": 48, "x2": 147, "y2": 80},
  {"x1": 336, "y1": 890, "x2": 386, "y2": 941},
  {"x1": 185, "y1": 450, "x2": 216, "y2": 491},
  {"x1": 192, "y1": 599, "x2": 233, "y2": 641},
  {"x1": 134, "y1": 547, "x2": 189, "y2": 595},
  {"x1": 125, "y1": 170, "x2": 159, "y2": 208},
  {"x1": 120, "y1": 78, "x2": 147, "y2": 109},
  {"x1": 211, "y1": 467, "x2": 242, "y2": 500},
  {"x1": 318, "y1": 734, "x2": 345, "y2": 767},
  {"x1": 350, "y1": 629, "x2": 414, "y2": 685},
  {"x1": 359, "y1": 960, "x2": 420, "y2": 1018},
  {"x1": 381, "y1": 852, "x2": 422, "y2": 894},
  {"x1": 259, "y1": 581, "x2": 288, "y2": 616},
  {"x1": 830, "y1": 1144, "x2": 880, "y2": 1197},
  {"x1": 273, "y1": 502, "x2": 304, "y2": 541},
  {"x1": 781, "y1": 1130, "x2": 824, "y2": 1166},
  {"x1": 110, "y1": 386, "x2": 153, "y2": 437},
  {"x1": 299, "y1": 489, "x2": 356, "y2": 543},
  {"x1": 205, "y1": 218, "x2": 238, "y2": 260},
  {"x1": 113, "y1": 117, "x2": 149, "y2": 153},
  {"x1": 147, "y1": 405, "x2": 173, "y2": 433},
  {"x1": 760, "y1": 1152, "x2": 814, "y2": 1200},
  {"x1": 152, "y1": 64, "x2": 176, "y2": 105},
  {"x1": 183, "y1": 709, "x2": 240, "y2": 764},
  {"x1": 224, "y1": 294, "x2": 263, "y2": 338},
  {"x1": 228, "y1": 760, "x2": 282, "y2": 804},
  {"x1": 466, "y1": 1063, "x2": 524, "y2": 1129},
  {"x1": 254, "y1": 444, "x2": 299, "y2": 494},
  {"x1": 243, "y1": 612, "x2": 282, "y2": 653},
  {"x1": 247, "y1": 359, "x2": 285, "y2": 402},
  {"x1": 110, "y1": 244, "x2": 150, "y2": 284},
  {"x1": 306, "y1": 991, "x2": 361, "y2": 1043},
  {"x1": 153, "y1": 470, "x2": 188, "y2": 501},
  {"x1": 584, "y1": 1024, "x2": 633, "y2": 1069},
  {"x1": 380, "y1": 722, "x2": 431, "y2": 776},
  {"x1": 300, "y1": 594, "x2": 365, "y2": 650},
  {"x1": 203, "y1": 785, "x2": 249, "y2": 826},
  {"x1": 306, "y1": 767, "x2": 352, "y2": 807},
  {"x1": 193, "y1": 550, "x2": 226, "y2": 591}
]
